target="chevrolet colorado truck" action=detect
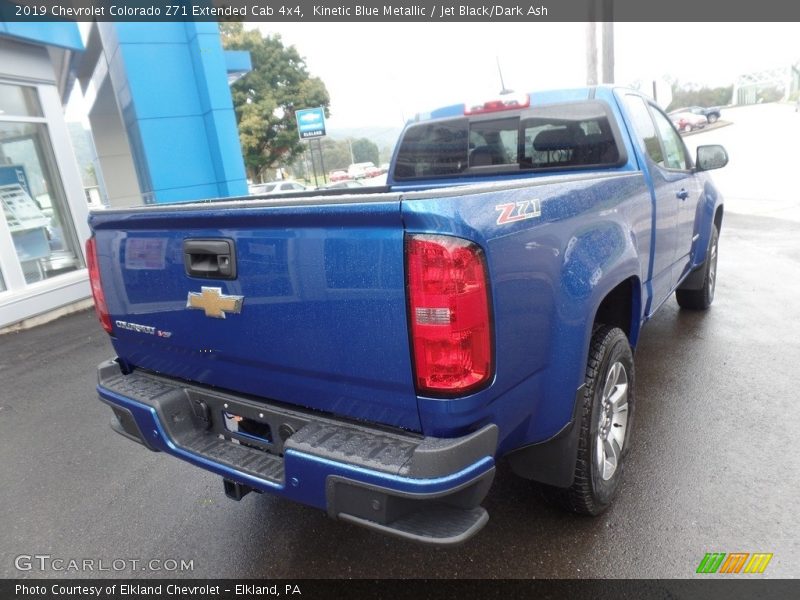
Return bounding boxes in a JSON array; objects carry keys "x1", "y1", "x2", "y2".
[{"x1": 88, "y1": 86, "x2": 728, "y2": 545}]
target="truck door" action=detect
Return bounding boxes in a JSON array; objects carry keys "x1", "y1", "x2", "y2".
[
  {"x1": 647, "y1": 106, "x2": 700, "y2": 282},
  {"x1": 620, "y1": 93, "x2": 684, "y2": 312},
  {"x1": 624, "y1": 94, "x2": 698, "y2": 314}
]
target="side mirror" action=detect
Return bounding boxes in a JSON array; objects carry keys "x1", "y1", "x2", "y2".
[{"x1": 696, "y1": 145, "x2": 728, "y2": 171}]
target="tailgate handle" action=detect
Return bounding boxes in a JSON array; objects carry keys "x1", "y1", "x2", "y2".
[{"x1": 183, "y1": 239, "x2": 237, "y2": 279}]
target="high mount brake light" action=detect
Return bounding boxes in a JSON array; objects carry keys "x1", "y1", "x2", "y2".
[
  {"x1": 86, "y1": 237, "x2": 113, "y2": 334},
  {"x1": 406, "y1": 234, "x2": 494, "y2": 396},
  {"x1": 464, "y1": 93, "x2": 530, "y2": 115}
]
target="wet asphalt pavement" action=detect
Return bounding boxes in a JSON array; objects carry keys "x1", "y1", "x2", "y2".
[{"x1": 2, "y1": 105, "x2": 799, "y2": 580}]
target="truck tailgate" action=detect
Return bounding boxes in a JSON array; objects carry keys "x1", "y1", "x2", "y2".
[{"x1": 90, "y1": 195, "x2": 421, "y2": 431}]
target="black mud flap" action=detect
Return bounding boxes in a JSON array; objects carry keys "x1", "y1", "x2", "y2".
[{"x1": 327, "y1": 469, "x2": 494, "y2": 546}]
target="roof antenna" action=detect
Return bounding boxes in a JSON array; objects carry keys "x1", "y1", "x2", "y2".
[{"x1": 497, "y1": 57, "x2": 514, "y2": 95}]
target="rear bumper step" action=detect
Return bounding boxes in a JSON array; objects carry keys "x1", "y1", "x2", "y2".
[
  {"x1": 340, "y1": 506, "x2": 488, "y2": 546},
  {"x1": 96, "y1": 359, "x2": 497, "y2": 545}
]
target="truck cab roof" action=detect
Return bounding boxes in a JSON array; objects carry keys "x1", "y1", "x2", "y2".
[
  {"x1": 389, "y1": 86, "x2": 639, "y2": 189},
  {"x1": 411, "y1": 86, "x2": 620, "y2": 123}
]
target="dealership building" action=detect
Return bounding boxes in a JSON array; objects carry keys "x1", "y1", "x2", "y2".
[{"x1": 0, "y1": 22, "x2": 249, "y2": 330}]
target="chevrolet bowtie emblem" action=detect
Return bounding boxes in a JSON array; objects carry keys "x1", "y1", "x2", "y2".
[{"x1": 186, "y1": 287, "x2": 244, "y2": 319}]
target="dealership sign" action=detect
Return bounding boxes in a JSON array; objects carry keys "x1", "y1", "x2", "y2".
[{"x1": 295, "y1": 107, "x2": 326, "y2": 139}]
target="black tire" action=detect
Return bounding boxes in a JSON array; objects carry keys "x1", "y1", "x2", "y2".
[
  {"x1": 683, "y1": 123, "x2": 693, "y2": 133},
  {"x1": 540, "y1": 326, "x2": 635, "y2": 515},
  {"x1": 676, "y1": 224, "x2": 719, "y2": 310},
  {"x1": 707, "y1": 113, "x2": 719, "y2": 124}
]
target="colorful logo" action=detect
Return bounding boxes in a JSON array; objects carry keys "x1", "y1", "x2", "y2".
[
  {"x1": 696, "y1": 552, "x2": 773, "y2": 574},
  {"x1": 495, "y1": 200, "x2": 541, "y2": 225}
]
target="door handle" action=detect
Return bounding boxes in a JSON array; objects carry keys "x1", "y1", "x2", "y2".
[
  {"x1": 676, "y1": 189, "x2": 690, "y2": 200},
  {"x1": 183, "y1": 239, "x2": 237, "y2": 279}
]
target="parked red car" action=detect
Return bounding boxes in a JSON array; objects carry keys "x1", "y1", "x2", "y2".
[
  {"x1": 364, "y1": 166, "x2": 382, "y2": 178},
  {"x1": 329, "y1": 170, "x2": 350, "y2": 182},
  {"x1": 668, "y1": 111, "x2": 708, "y2": 133}
]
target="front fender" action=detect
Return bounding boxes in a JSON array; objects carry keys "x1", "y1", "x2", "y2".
[{"x1": 690, "y1": 177, "x2": 724, "y2": 269}]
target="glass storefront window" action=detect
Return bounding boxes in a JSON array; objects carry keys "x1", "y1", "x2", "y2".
[
  {"x1": 0, "y1": 120, "x2": 83, "y2": 283},
  {"x1": 0, "y1": 83, "x2": 43, "y2": 118}
]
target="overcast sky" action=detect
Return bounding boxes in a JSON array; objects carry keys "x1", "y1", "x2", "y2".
[{"x1": 252, "y1": 22, "x2": 800, "y2": 129}]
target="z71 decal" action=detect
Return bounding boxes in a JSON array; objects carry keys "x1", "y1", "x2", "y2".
[{"x1": 495, "y1": 200, "x2": 542, "y2": 225}]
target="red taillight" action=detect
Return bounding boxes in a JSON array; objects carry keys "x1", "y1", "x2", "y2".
[
  {"x1": 464, "y1": 93, "x2": 530, "y2": 115},
  {"x1": 406, "y1": 234, "x2": 493, "y2": 396},
  {"x1": 86, "y1": 237, "x2": 113, "y2": 334}
]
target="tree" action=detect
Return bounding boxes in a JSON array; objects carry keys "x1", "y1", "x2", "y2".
[
  {"x1": 351, "y1": 138, "x2": 379, "y2": 165},
  {"x1": 379, "y1": 144, "x2": 395, "y2": 165},
  {"x1": 756, "y1": 86, "x2": 784, "y2": 103},
  {"x1": 667, "y1": 82, "x2": 733, "y2": 111},
  {"x1": 319, "y1": 138, "x2": 352, "y2": 171},
  {"x1": 220, "y1": 23, "x2": 330, "y2": 182}
]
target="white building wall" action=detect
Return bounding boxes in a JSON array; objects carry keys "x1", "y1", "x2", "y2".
[{"x1": 0, "y1": 38, "x2": 92, "y2": 330}]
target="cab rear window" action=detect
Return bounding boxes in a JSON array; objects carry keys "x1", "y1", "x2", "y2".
[{"x1": 393, "y1": 100, "x2": 625, "y2": 180}]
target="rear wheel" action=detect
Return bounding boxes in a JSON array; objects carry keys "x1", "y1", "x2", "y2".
[
  {"x1": 707, "y1": 113, "x2": 719, "y2": 124},
  {"x1": 539, "y1": 326, "x2": 635, "y2": 515},
  {"x1": 683, "y1": 123, "x2": 693, "y2": 133},
  {"x1": 676, "y1": 224, "x2": 719, "y2": 310}
]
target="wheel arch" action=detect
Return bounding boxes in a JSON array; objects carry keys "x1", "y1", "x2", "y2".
[
  {"x1": 592, "y1": 275, "x2": 643, "y2": 348},
  {"x1": 505, "y1": 276, "x2": 641, "y2": 488}
]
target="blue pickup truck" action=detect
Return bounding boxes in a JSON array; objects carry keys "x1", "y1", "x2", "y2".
[{"x1": 88, "y1": 86, "x2": 728, "y2": 545}]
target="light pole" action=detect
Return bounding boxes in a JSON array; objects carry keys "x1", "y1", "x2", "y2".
[
  {"x1": 586, "y1": 1, "x2": 614, "y2": 85},
  {"x1": 586, "y1": 22, "x2": 598, "y2": 86},
  {"x1": 601, "y1": 4, "x2": 615, "y2": 84}
]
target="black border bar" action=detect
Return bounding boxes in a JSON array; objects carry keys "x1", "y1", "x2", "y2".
[
  {"x1": 2, "y1": 0, "x2": 800, "y2": 22},
  {"x1": 2, "y1": 579, "x2": 800, "y2": 600}
]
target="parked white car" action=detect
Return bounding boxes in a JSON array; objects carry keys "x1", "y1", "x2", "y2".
[{"x1": 249, "y1": 181, "x2": 308, "y2": 195}]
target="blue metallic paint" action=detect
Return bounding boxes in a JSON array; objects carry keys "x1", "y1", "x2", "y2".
[
  {"x1": 91, "y1": 85, "x2": 725, "y2": 494},
  {"x1": 612, "y1": 87, "x2": 725, "y2": 317},
  {"x1": 91, "y1": 199, "x2": 422, "y2": 432},
  {"x1": 403, "y1": 171, "x2": 651, "y2": 449}
]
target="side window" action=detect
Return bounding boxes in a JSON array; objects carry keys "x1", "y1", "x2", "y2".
[
  {"x1": 650, "y1": 109, "x2": 690, "y2": 171},
  {"x1": 623, "y1": 95, "x2": 664, "y2": 167}
]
